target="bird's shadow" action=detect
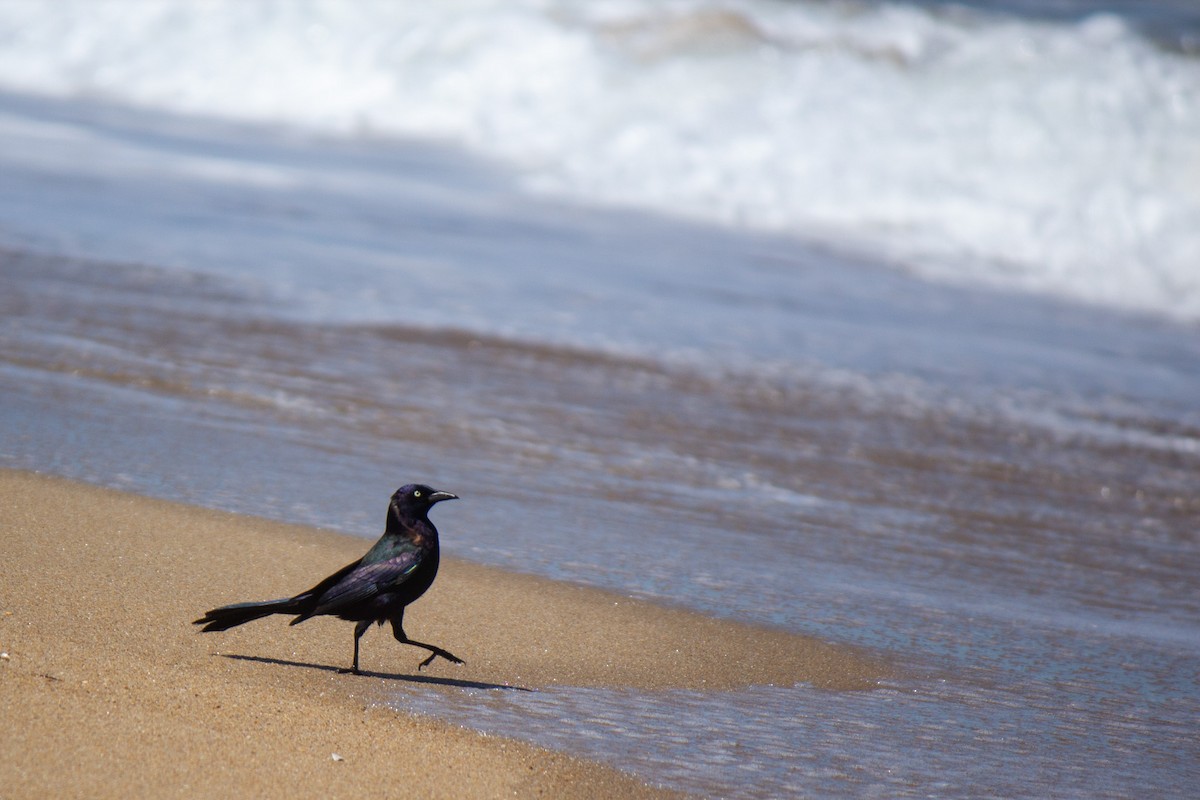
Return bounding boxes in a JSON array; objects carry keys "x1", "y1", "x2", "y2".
[{"x1": 220, "y1": 653, "x2": 532, "y2": 691}]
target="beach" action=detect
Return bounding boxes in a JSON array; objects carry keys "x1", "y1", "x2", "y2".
[
  {"x1": 2, "y1": 2, "x2": 1199, "y2": 794},
  {"x1": 0, "y1": 469, "x2": 884, "y2": 797}
]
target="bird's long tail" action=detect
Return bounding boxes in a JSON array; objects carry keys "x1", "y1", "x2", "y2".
[{"x1": 192, "y1": 598, "x2": 303, "y2": 632}]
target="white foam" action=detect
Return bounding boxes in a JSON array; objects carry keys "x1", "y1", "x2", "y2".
[{"x1": 1, "y1": 0, "x2": 1197, "y2": 319}]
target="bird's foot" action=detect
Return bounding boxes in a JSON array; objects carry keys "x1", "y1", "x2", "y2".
[
  {"x1": 337, "y1": 666, "x2": 363, "y2": 675},
  {"x1": 417, "y1": 649, "x2": 465, "y2": 671}
]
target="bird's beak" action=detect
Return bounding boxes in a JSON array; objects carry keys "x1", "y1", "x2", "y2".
[{"x1": 429, "y1": 490, "x2": 458, "y2": 504}]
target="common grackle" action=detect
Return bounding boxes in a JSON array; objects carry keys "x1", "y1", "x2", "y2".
[{"x1": 193, "y1": 484, "x2": 463, "y2": 674}]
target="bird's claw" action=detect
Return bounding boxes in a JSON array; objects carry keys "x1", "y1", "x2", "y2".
[{"x1": 417, "y1": 650, "x2": 464, "y2": 671}]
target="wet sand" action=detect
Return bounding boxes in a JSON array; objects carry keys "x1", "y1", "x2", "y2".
[{"x1": 0, "y1": 470, "x2": 885, "y2": 798}]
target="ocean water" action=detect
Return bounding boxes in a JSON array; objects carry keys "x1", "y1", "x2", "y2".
[
  {"x1": 2, "y1": 1, "x2": 1199, "y2": 797},
  {"x1": 1, "y1": 0, "x2": 1199, "y2": 319}
]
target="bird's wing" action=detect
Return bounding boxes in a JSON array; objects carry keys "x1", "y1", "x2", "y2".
[
  {"x1": 295, "y1": 557, "x2": 363, "y2": 602},
  {"x1": 305, "y1": 550, "x2": 424, "y2": 617}
]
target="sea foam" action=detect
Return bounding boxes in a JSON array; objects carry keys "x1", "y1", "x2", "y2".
[{"x1": 1, "y1": 0, "x2": 1196, "y2": 320}]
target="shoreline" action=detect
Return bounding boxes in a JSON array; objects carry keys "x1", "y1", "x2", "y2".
[{"x1": 0, "y1": 469, "x2": 887, "y2": 797}]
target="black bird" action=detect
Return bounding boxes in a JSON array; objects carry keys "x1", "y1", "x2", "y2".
[{"x1": 193, "y1": 483, "x2": 463, "y2": 674}]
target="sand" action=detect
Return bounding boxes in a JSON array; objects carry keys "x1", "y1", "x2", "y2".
[{"x1": 0, "y1": 470, "x2": 887, "y2": 798}]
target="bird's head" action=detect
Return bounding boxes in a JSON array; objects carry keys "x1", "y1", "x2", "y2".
[{"x1": 389, "y1": 483, "x2": 458, "y2": 520}]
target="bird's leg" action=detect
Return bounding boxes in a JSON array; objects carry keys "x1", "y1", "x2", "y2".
[
  {"x1": 391, "y1": 618, "x2": 464, "y2": 671},
  {"x1": 338, "y1": 619, "x2": 372, "y2": 675}
]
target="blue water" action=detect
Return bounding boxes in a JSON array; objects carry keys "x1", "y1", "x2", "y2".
[
  {"x1": 2, "y1": 1, "x2": 1199, "y2": 795},
  {"x1": 2, "y1": 0, "x2": 1199, "y2": 319}
]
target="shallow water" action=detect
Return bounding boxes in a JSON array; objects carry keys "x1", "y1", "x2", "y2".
[
  {"x1": 397, "y1": 674, "x2": 1196, "y2": 799},
  {"x1": 2, "y1": 90, "x2": 1199, "y2": 796}
]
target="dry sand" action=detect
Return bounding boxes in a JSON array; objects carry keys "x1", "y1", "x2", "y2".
[{"x1": 0, "y1": 469, "x2": 887, "y2": 798}]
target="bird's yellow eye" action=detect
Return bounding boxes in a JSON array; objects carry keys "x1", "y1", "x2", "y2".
[{"x1": 413, "y1": 490, "x2": 422, "y2": 498}]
